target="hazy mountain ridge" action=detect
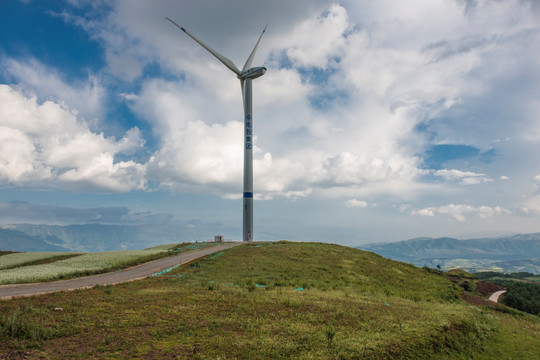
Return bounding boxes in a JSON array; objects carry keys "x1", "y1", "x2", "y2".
[
  {"x1": 0, "y1": 223, "x2": 222, "y2": 252},
  {"x1": 0, "y1": 228, "x2": 67, "y2": 252},
  {"x1": 359, "y1": 234, "x2": 540, "y2": 273},
  {"x1": 360, "y1": 234, "x2": 540, "y2": 260}
]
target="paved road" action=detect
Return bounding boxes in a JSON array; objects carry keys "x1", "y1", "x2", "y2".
[
  {"x1": 488, "y1": 289, "x2": 507, "y2": 303},
  {"x1": 0, "y1": 242, "x2": 241, "y2": 300}
]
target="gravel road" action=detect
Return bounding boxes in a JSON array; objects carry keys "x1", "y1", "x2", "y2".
[{"x1": 0, "y1": 242, "x2": 241, "y2": 300}]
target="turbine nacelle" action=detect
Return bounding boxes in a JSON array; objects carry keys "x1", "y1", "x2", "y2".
[{"x1": 240, "y1": 66, "x2": 267, "y2": 80}]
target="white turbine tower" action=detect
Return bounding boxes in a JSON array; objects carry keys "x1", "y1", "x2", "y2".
[{"x1": 166, "y1": 17, "x2": 266, "y2": 242}]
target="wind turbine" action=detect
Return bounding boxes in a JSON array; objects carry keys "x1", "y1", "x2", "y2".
[{"x1": 166, "y1": 17, "x2": 267, "y2": 242}]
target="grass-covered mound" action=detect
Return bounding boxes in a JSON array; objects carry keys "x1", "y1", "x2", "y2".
[{"x1": 1, "y1": 241, "x2": 539, "y2": 359}]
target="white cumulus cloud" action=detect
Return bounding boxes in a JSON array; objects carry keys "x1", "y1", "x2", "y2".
[
  {"x1": 0, "y1": 85, "x2": 147, "y2": 192},
  {"x1": 345, "y1": 199, "x2": 368, "y2": 208},
  {"x1": 412, "y1": 203, "x2": 511, "y2": 222},
  {"x1": 1, "y1": 58, "x2": 105, "y2": 122},
  {"x1": 282, "y1": 3, "x2": 349, "y2": 69},
  {"x1": 423, "y1": 169, "x2": 493, "y2": 185}
]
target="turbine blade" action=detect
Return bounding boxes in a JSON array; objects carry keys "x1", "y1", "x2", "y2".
[
  {"x1": 242, "y1": 25, "x2": 267, "y2": 72},
  {"x1": 165, "y1": 17, "x2": 242, "y2": 76}
]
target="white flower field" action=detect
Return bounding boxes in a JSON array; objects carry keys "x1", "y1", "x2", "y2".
[
  {"x1": 0, "y1": 252, "x2": 80, "y2": 270},
  {"x1": 0, "y1": 249, "x2": 169, "y2": 285}
]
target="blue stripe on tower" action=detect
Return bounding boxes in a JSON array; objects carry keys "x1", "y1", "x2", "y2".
[{"x1": 243, "y1": 192, "x2": 253, "y2": 198}]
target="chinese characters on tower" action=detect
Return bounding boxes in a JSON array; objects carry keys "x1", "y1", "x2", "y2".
[{"x1": 245, "y1": 114, "x2": 252, "y2": 150}]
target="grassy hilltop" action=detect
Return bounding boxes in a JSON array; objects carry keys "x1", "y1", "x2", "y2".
[{"x1": 1, "y1": 241, "x2": 539, "y2": 359}]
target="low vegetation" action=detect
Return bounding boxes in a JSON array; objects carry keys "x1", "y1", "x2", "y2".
[
  {"x1": 474, "y1": 271, "x2": 540, "y2": 316},
  {"x1": 496, "y1": 281, "x2": 540, "y2": 316},
  {"x1": 476, "y1": 271, "x2": 540, "y2": 284},
  {"x1": 1, "y1": 241, "x2": 539, "y2": 359}
]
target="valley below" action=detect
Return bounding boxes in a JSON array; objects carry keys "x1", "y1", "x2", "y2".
[{"x1": 359, "y1": 233, "x2": 540, "y2": 274}]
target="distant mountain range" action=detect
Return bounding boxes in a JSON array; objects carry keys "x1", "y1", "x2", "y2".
[
  {"x1": 0, "y1": 228, "x2": 67, "y2": 252},
  {"x1": 3, "y1": 224, "x2": 540, "y2": 274},
  {"x1": 358, "y1": 234, "x2": 540, "y2": 274},
  {"x1": 0, "y1": 223, "x2": 225, "y2": 252}
]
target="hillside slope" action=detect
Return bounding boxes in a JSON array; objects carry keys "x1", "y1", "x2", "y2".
[{"x1": 1, "y1": 242, "x2": 539, "y2": 359}]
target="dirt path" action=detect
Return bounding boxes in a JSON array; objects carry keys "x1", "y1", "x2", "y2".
[
  {"x1": 488, "y1": 289, "x2": 507, "y2": 303},
  {"x1": 0, "y1": 242, "x2": 241, "y2": 300}
]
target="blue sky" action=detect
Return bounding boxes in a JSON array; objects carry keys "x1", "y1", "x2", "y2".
[{"x1": 1, "y1": 0, "x2": 540, "y2": 246}]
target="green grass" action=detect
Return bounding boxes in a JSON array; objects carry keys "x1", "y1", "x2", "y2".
[
  {"x1": 446, "y1": 269, "x2": 478, "y2": 280},
  {"x1": 475, "y1": 312, "x2": 540, "y2": 359},
  {"x1": 0, "y1": 303, "x2": 79, "y2": 349},
  {"x1": 0, "y1": 241, "x2": 539, "y2": 359},
  {"x1": 187, "y1": 241, "x2": 461, "y2": 302}
]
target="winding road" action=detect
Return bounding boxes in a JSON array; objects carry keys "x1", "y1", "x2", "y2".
[
  {"x1": 488, "y1": 290, "x2": 507, "y2": 303},
  {"x1": 0, "y1": 242, "x2": 241, "y2": 300}
]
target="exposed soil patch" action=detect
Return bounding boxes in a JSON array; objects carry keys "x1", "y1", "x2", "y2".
[
  {"x1": 461, "y1": 292, "x2": 498, "y2": 307},
  {"x1": 476, "y1": 280, "x2": 504, "y2": 297},
  {"x1": 0, "y1": 349, "x2": 34, "y2": 360}
]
